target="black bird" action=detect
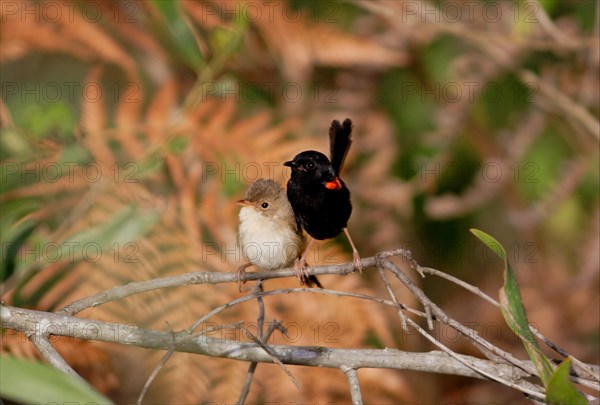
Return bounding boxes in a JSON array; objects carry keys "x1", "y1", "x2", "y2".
[{"x1": 284, "y1": 118, "x2": 362, "y2": 283}]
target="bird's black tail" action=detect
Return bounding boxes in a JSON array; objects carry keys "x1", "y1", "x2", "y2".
[{"x1": 329, "y1": 118, "x2": 353, "y2": 175}]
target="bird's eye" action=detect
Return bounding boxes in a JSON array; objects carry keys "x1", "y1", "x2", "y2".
[
  {"x1": 261, "y1": 202, "x2": 269, "y2": 209},
  {"x1": 307, "y1": 162, "x2": 315, "y2": 169}
]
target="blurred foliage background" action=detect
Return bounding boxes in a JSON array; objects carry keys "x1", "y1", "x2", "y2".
[{"x1": 1, "y1": 0, "x2": 598, "y2": 403}]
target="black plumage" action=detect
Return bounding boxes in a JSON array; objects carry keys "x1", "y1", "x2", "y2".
[{"x1": 284, "y1": 118, "x2": 362, "y2": 279}]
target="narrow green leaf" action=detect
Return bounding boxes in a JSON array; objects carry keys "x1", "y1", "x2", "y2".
[
  {"x1": 60, "y1": 205, "x2": 159, "y2": 261},
  {"x1": 0, "y1": 199, "x2": 39, "y2": 275},
  {"x1": 499, "y1": 282, "x2": 554, "y2": 385},
  {"x1": 470, "y1": 228, "x2": 506, "y2": 261},
  {"x1": 546, "y1": 358, "x2": 588, "y2": 405},
  {"x1": 471, "y1": 229, "x2": 555, "y2": 385},
  {"x1": 150, "y1": 0, "x2": 203, "y2": 69},
  {"x1": 0, "y1": 355, "x2": 112, "y2": 403}
]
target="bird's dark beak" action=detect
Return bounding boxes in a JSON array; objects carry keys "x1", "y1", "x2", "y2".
[
  {"x1": 283, "y1": 160, "x2": 295, "y2": 168},
  {"x1": 327, "y1": 167, "x2": 337, "y2": 180},
  {"x1": 236, "y1": 199, "x2": 250, "y2": 206}
]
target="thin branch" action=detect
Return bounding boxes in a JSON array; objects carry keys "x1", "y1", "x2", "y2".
[
  {"x1": 353, "y1": 0, "x2": 600, "y2": 142},
  {"x1": 422, "y1": 265, "x2": 600, "y2": 385},
  {"x1": 376, "y1": 260, "x2": 546, "y2": 400},
  {"x1": 401, "y1": 311, "x2": 545, "y2": 401},
  {"x1": 255, "y1": 281, "x2": 265, "y2": 340},
  {"x1": 136, "y1": 338, "x2": 176, "y2": 405},
  {"x1": 517, "y1": 69, "x2": 599, "y2": 141},
  {"x1": 142, "y1": 285, "x2": 422, "y2": 396},
  {"x1": 135, "y1": 285, "x2": 426, "y2": 402},
  {"x1": 58, "y1": 257, "x2": 380, "y2": 316},
  {"x1": 237, "y1": 320, "x2": 286, "y2": 405},
  {"x1": 376, "y1": 266, "x2": 408, "y2": 332},
  {"x1": 420, "y1": 266, "x2": 499, "y2": 306},
  {"x1": 380, "y1": 258, "x2": 537, "y2": 375},
  {"x1": 29, "y1": 334, "x2": 80, "y2": 379},
  {"x1": 141, "y1": 282, "x2": 421, "y2": 401},
  {"x1": 341, "y1": 366, "x2": 363, "y2": 405},
  {"x1": 4, "y1": 303, "x2": 597, "y2": 400},
  {"x1": 237, "y1": 281, "x2": 266, "y2": 405},
  {"x1": 137, "y1": 321, "x2": 244, "y2": 405},
  {"x1": 57, "y1": 248, "x2": 595, "y2": 389},
  {"x1": 237, "y1": 361, "x2": 258, "y2": 404},
  {"x1": 242, "y1": 325, "x2": 300, "y2": 389},
  {"x1": 1, "y1": 304, "x2": 537, "y2": 382},
  {"x1": 5, "y1": 246, "x2": 597, "y2": 401},
  {"x1": 182, "y1": 285, "x2": 423, "y2": 344}
]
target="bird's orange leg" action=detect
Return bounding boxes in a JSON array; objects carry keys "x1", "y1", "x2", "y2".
[
  {"x1": 343, "y1": 227, "x2": 363, "y2": 275},
  {"x1": 294, "y1": 238, "x2": 314, "y2": 284},
  {"x1": 236, "y1": 263, "x2": 252, "y2": 292}
]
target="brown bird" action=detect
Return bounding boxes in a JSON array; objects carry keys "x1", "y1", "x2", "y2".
[{"x1": 236, "y1": 179, "x2": 322, "y2": 290}]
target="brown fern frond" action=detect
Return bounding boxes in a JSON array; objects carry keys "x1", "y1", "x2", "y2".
[
  {"x1": 55, "y1": 2, "x2": 138, "y2": 78},
  {"x1": 0, "y1": 12, "x2": 92, "y2": 63},
  {"x1": 251, "y1": 3, "x2": 408, "y2": 82},
  {"x1": 80, "y1": 67, "x2": 115, "y2": 168},
  {"x1": 114, "y1": 81, "x2": 145, "y2": 161}
]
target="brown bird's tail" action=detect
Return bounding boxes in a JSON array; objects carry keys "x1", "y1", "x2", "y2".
[
  {"x1": 302, "y1": 274, "x2": 323, "y2": 288},
  {"x1": 329, "y1": 118, "x2": 353, "y2": 175},
  {"x1": 299, "y1": 258, "x2": 323, "y2": 288}
]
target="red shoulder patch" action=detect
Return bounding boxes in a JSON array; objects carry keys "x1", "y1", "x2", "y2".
[{"x1": 325, "y1": 177, "x2": 342, "y2": 190}]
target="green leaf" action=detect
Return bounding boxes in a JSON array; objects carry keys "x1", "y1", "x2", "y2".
[
  {"x1": 59, "y1": 205, "x2": 159, "y2": 262},
  {"x1": 150, "y1": 0, "x2": 203, "y2": 69},
  {"x1": 14, "y1": 205, "x2": 159, "y2": 273},
  {"x1": 470, "y1": 229, "x2": 555, "y2": 385},
  {"x1": 0, "y1": 355, "x2": 113, "y2": 403},
  {"x1": 470, "y1": 228, "x2": 506, "y2": 261},
  {"x1": 12, "y1": 101, "x2": 76, "y2": 140},
  {"x1": 0, "y1": 199, "x2": 39, "y2": 281},
  {"x1": 0, "y1": 128, "x2": 32, "y2": 158},
  {"x1": 546, "y1": 358, "x2": 588, "y2": 405}
]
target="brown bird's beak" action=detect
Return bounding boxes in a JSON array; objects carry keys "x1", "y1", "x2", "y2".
[
  {"x1": 236, "y1": 199, "x2": 250, "y2": 206},
  {"x1": 283, "y1": 160, "x2": 295, "y2": 168}
]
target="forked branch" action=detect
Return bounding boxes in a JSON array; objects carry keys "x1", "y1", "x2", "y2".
[{"x1": 2, "y1": 249, "x2": 598, "y2": 404}]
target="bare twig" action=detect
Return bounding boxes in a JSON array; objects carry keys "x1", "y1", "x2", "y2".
[
  {"x1": 517, "y1": 69, "x2": 599, "y2": 141},
  {"x1": 237, "y1": 320, "x2": 286, "y2": 405},
  {"x1": 380, "y1": 258, "x2": 537, "y2": 375},
  {"x1": 58, "y1": 258, "x2": 379, "y2": 316},
  {"x1": 341, "y1": 366, "x2": 363, "y2": 405},
  {"x1": 422, "y1": 265, "x2": 600, "y2": 386},
  {"x1": 237, "y1": 360, "x2": 259, "y2": 404},
  {"x1": 238, "y1": 280, "x2": 274, "y2": 405},
  {"x1": 3, "y1": 246, "x2": 597, "y2": 402},
  {"x1": 420, "y1": 266, "x2": 499, "y2": 306},
  {"x1": 375, "y1": 261, "x2": 547, "y2": 398},
  {"x1": 138, "y1": 321, "x2": 244, "y2": 405},
  {"x1": 353, "y1": 0, "x2": 600, "y2": 143},
  {"x1": 4, "y1": 292, "x2": 598, "y2": 401},
  {"x1": 137, "y1": 339, "x2": 175, "y2": 405},
  {"x1": 141, "y1": 284, "x2": 419, "y2": 397},
  {"x1": 142, "y1": 282, "x2": 420, "y2": 401},
  {"x1": 255, "y1": 281, "x2": 265, "y2": 340},
  {"x1": 29, "y1": 334, "x2": 80, "y2": 379},
  {"x1": 402, "y1": 313, "x2": 546, "y2": 401},
  {"x1": 242, "y1": 325, "x2": 300, "y2": 389},
  {"x1": 376, "y1": 265, "x2": 408, "y2": 332},
  {"x1": 1, "y1": 304, "x2": 539, "y2": 382},
  {"x1": 55, "y1": 248, "x2": 596, "y2": 392}
]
